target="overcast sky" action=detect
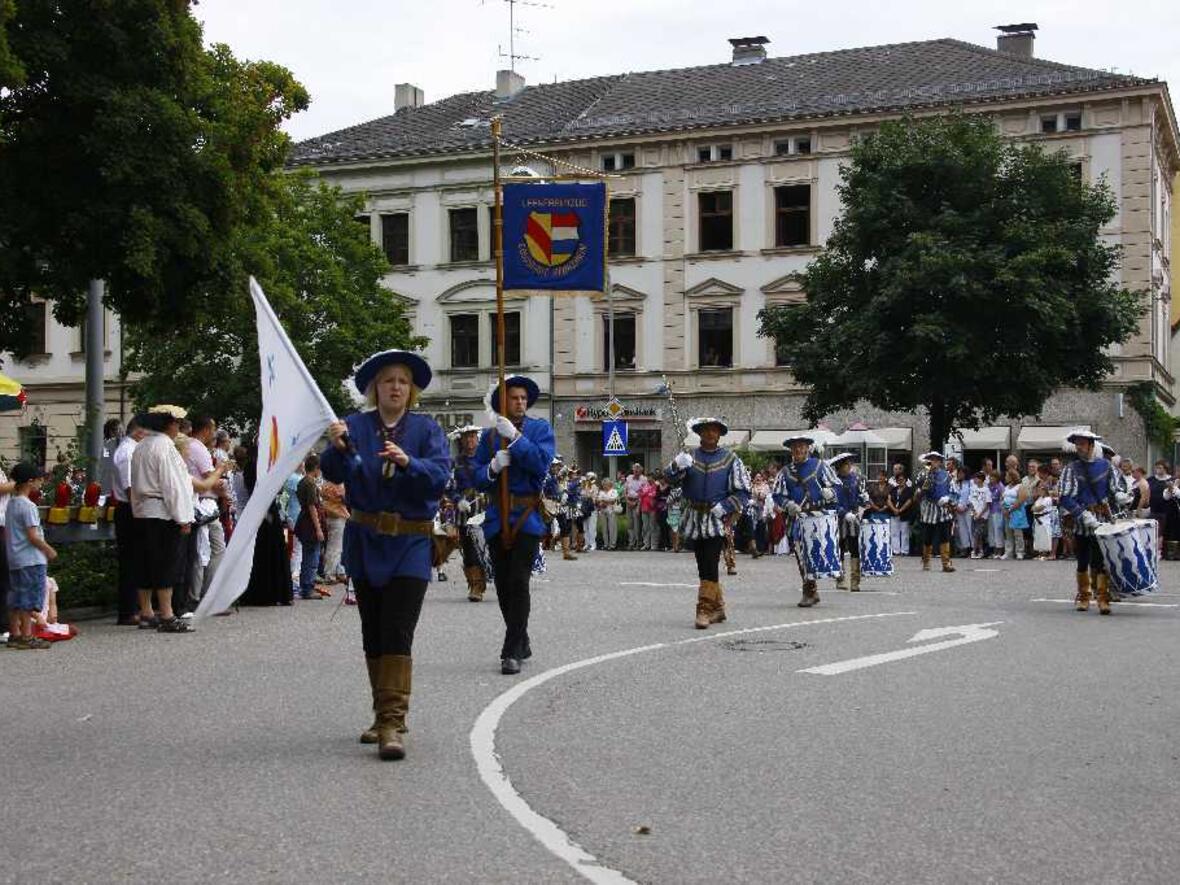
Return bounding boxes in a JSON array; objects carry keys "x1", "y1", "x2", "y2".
[{"x1": 194, "y1": 0, "x2": 1179, "y2": 143}]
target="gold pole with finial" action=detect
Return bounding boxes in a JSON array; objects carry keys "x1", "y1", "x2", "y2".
[{"x1": 492, "y1": 116, "x2": 512, "y2": 545}]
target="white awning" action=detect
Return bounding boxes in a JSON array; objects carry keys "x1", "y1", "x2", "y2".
[
  {"x1": 748, "y1": 428, "x2": 840, "y2": 451},
  {"x1": 955, "y1": 426, "x2": 1012, "y2": 450},
  {"x1": 1016, "y1": 424, "x2": 1091, "y2": 452},
  {"x1": 684, "y1": 429, "x2": 750, "y2": 449},
  {"x1": 866, "y1": 427, "x2": 912, "y2": 450}
]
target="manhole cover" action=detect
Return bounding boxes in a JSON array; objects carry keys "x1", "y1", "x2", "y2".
[{"x1": 720, "y1": 638, "x2": 809, "y2": 653}]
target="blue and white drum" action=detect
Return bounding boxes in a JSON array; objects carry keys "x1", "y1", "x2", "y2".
[
  {"x1": 796, "y1": 511, "x2": 842, "y2": 579},
  {"x1": 859, "y1": 519, "x2": 893, "y2": 577},
  {"x1": 1095, "y1": 519, "x2": 1158, "y2": 596}
]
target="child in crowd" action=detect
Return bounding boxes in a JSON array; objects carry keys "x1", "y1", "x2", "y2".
[
  {"x1": 968, "y1": 472, "x2": 991, "y2": 559},
  {"x1": 5, "y1": 462, "x2": 57, "y2": 650},
  {"x1": 987, "y1": 471, "x2": 1005, "y2": 557},
  {"x1": 1031, "y1": 484, "x2": 1056, "y2": 560}
]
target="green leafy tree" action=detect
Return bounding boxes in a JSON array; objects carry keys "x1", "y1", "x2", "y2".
[
  {"x1": 0, "y1": 0, "x2": 308, "y2": 355},
  {"x1": 758, "y1": 113, "x2": 1144, "y2": 449},
  {"x1": 125, "y1": 172, "x2": 425, "y2": 432}
]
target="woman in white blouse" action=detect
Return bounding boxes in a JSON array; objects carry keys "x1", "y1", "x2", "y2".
[{"x1": 596, "y1": 478, "x2": 620, "y2": 550}]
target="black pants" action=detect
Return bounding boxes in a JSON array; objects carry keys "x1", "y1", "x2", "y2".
[
  {"x1": 354, "y1": 577, "x2": 429, "y2": 656},
  {"x1": 172, "y1": 526, "x2": 198, "y2": 615},
  {"x1": 1075, "y1": 535, "x2": 1106, "y2": 575},
  {"x1": 921, "y1": 522, "x2": 950, "y2": 547},
  {"x1": 113, "y1": 501, "x2": 139, "y2": 620},
  {"x1": 490, "y1": 532, "x2": 540, "y2": 659},
  {"x1": 693, "y1": 536, "x2": 724, "y2": 582},
  {"x1": 0, "y1": 526, "x2": 9, "y2": 628}
]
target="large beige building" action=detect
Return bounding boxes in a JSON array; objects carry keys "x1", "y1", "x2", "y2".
[{"x1": 293, "y1": 26, "x2": 1177, "y2": 474}]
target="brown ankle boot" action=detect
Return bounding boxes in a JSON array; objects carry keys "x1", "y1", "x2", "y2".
[
  {"x1": 561, "y1": 536, "x2": 578, "y2": 560},
  {"x1": 694, "y1": 581, "x2": 712, "y2": 629},
  {"x1": 797, "y1": 581, "x2": 820, "y2": 607},
  {"x1": 464, "y1": 566, "x2": 485, "y2": 602},
  {"x1": 850, "y1": 558, "x2": 861, "y2": 592},
  {"x1": 375, "y1": 655, "x2": 412, "y2": 760},
  {"x1": 1094, "y1": 573, "x2": 1112, "y2": 615},
  {"x1": 1074, "y1": 572, "x2": 1091, "y2": 611},
  {"x1": 940, "y1": 542, "x2": 956, "y2": 572},
  {"x1": 360, "y1": 656, "x2": 380, "y2": 743},
  {"x1": 922, "y1": 545, "x2": 932, "y2": 571},
  {"x1": 836, "y1": 554, "x2": 849, "y2": 590}
]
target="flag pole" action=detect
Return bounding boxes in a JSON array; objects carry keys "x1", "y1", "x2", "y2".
[{"x1": 492, "y1": 116, "x2": 512, "y2": 545}]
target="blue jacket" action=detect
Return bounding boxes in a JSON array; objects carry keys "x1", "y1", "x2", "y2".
[
  {"x1": 1060, "y1": 457, "x2": 1116, "y2": 518},
  {"x1": 668, "y1": 448, "x2": 748, "y2": 514},
  {"x1": 448, "y1": 455, "x2": 481, "y2": 499},
  {"x1": 474, "y1": 416, "x2": 556, "y2": 538},
  {"x1": 772, "y1": 456, "x2": 837, "y2": 510},
  {"x1": 320, "y1": 410, "x2": 451, "y2": 584}
]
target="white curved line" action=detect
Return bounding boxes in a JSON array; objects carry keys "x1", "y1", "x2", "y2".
[{"x1": 469, "y1": 611, "x2": 916, "y2": 883}]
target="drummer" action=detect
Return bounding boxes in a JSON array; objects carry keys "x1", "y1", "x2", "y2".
[
  {"x1": 1059, "y1": 430, "x2": 1118, "y2": 615},
  {"x1": 322, "y1": 349, "x2": 451, "y2": 761},
  {"x1": 772, "y1": 434, "x2": 839, "y2": 608},
  {"x1": 914, "y1": 452, "x2": 956, "y2": 573},
  {"x1": 829, "y1": 452, "x2": 869, "y2": 592},
  {"x1": 666, "y1": 418, "x2": 751, "y2": 629},
  {"x1": 447, "y1": 425, "x2": 487, "y2": 602}
]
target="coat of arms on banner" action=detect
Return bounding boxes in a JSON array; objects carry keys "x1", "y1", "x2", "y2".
[{"x1": 503, "y1": 182, "x2": 606, "y2": 292}]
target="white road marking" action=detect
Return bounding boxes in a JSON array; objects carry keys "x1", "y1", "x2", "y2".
[
  {"x1": 470, "y1": 611, "x2": 916, "y2": 884},
  {"x1": 799, "y1": 622, "x2": 1002, "y2": 676},
  {"x1": 619, "y1": 581, "x2": 697, "y2": 588},
  {"x1": 1031, "y1": 598, "x2": 1178, "y2": 608}
]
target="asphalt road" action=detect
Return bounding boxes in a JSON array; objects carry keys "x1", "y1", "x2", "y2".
[{"x1": 3, "y1": 549, "x2": 1178, "y2": 884}]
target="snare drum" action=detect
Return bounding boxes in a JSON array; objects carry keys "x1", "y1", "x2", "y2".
[
  {"x1": 859, "y1": 519, "x2": 893, "y2": 577},
  {"x1": 796, "y1": 511, "x2": 842, "y2": 579},
  {"x1": 1095, "y1": 519, "x2": 1158, "y2": 596}
]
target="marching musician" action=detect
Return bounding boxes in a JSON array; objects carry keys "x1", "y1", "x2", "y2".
[
  {"x1": 541, "y1": 457, "x2": 563, "y2": 552},
  {"x1": 473, "y1": 375, "x2": 556, "y2": 675},
  {"x1": 1059, "y1": 430, "x2": 1118, "y2": 615},
  {"x1": 829, "y1": 452, "x2": 869, "y2": 592},
  {"x1": 666, "y1": 418, "x2": 751, "y2": 629},
  {"x1": 448, "y1": 425, "x2": 487, "y2": 602},
  {"x1": 322, "y1": 349, "x2": 451, "y2": 761},
  {"x1": 914, "y1": 451, "x2": 957, "y2": 574},
  {"x1": 772, "y1": 435, "x2": 839, "y2": 608}
]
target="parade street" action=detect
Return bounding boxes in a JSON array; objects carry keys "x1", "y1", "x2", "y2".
[{"x1": 5, "y1": 552, "x2": 1180, "y2": 885}]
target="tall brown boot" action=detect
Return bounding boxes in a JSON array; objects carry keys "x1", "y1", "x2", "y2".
[
  {"x1": 375, "y1": 655, "x2": 412, "y2": 760},
  {"x1": 724, "y1": 542, "x2": 737, "y2": 576},
  {"x1": 465, "y1": 566, "x2": 485, "y2": 602},
  {"x1": 561, "y1": 536, "x2": 578, "y2": 560},
  {"x1": 836, "y1": 554, "x2": 849, "y2": 590},
  {"x1": 1094, "y1": 572, "x2": 1112, "y2": 616},
  {"x1": 922, "y1": 545, "x2": 932, "y2": 571},
  {"x1": 797, "y1": 580, "x2": 820, "y2": 607},
  {"x1": 360, "y1": 656, "x2": 379, "y2": 744},
  {"x1": 850, "y1": 558, "x2": 861, "y2": 592},
  {"x1": 706, "y1": 579, "x2": 726, "y2": 624},
  {"x1": 1074, "y1": 571, "x2": 1091, "y2": 611},
  {"x1": 940, "y1": 542, "x2": 956, "y2": 573},
  {"x1": 694, "y1": 581, "x2": 712, "y2": 629}
]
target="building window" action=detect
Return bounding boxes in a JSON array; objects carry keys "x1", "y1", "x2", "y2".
[
  {"x1": 608, "y1": 198, "x2": 636, "y2": 257},
  {"x1": 381, "y1": 213, "x2": 409, "y2": 266},
  {"x1": 1064, "y1": 113, "x2": 1082, "y2": 132},
  {"x1": 774, "y1": 336, "x2": 792, "y2": 367},
  {"x1": 795, "y1": 137, "x2": 811, "y2": 154},
  {"x1": 1069, "y1": 162, "x2": 1084, "y2": 183},
  {"x1": 449, "y1": 207, "x2": 479, "y2": 262},
  {"x1": 25, "y1": 301, "x2": 47, "y2": 355},
  {"x1": 603, "y1": 313, "x2": 637, "y2": 370},
  {"x1": 1041, "y1": 115, "x2": 1058, "y2": 134},
  {"x1": 18, "y1": 424, "x2": 47, "y2": 468},
  {"x1": 697, "y1": 144, "x2": 732, "y2": 163},
  {"x1": 450, "y1": 314, "x2": 479, "y2": 368},
  {"x1": 698, "y1": 308, "x2": 733, "y2": 367},
  {"x1": 698, "y1": 191, "x2": 733, "y2": 252},
  {"x1": 775, "y1": 137, "x2": 811, "y2": 156},
  {"x1": 601, "y1": 152, "x2": 635, "y2": 172},
  {"x1": 355, "y1": 215, "x2": 372, "y2": 231},
  {"x1": 774, "y1": 185, "x2": 811, "y2": 247},
  {"x1": 489, "y1": 311, "x2": 521, "y2": 367}
]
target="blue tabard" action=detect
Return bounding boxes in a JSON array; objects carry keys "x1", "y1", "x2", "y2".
[
  {"x1": 320, "y1": 410, "x2": 451, "y2": 584},
  {"x1": 473, "y1": 415, "x2": 556, "y2": 539},
  {"x1": 1061, "y1": 457, "x2": 1115, "y2": 517},
  {"x1": 773, "y1": 456, "x2": 828, "y2": 508},
  {"x1": 835, "y1": 474, "x2": 863, "y2": 515},
  {"x1": 678, "y1": 448, "x2": 740, "y2": 509},
  {"x1": 450, "y1": 455, "x2": 480, "y2": 499},
  {"x1": 923, "y1": 468, "x2": 951, "y2": 500}
]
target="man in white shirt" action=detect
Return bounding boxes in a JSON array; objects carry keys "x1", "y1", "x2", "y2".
[
  {"x1": 624, "y1": 463, "x2": 646, "y2": 550},
  {"x1": 111, "y1": 416, "x2": 147, "y2": 625},
  {"x1": 131, "y1": 410, "x2": 196, "y2": 632},
  {"x1": 0, "y1": 463, "x2": 14, "y2": 638},
  {"x1": 183, "y1": 415, "x2": 226, "y2": 614}
]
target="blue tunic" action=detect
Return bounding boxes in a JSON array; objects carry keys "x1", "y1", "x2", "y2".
[
  {"x1": 835, "y1": 473, "x2": 867, "y2": 516},
  {"x1": 473, "y1": 416, "x2": 556, "y2": 538},
  {"x1": 320, "y1": 410, "x2": 451, "y2": 584},
  {"x1": 771, "y1": 456, "x2": 837, "y2": 510},
  {"x1": 666, "y1": 447, "x2": 751, "y2": 540},
  {"x1": 915, "y1": 468, "x2": 954, "y2": 524},
  {"x1": 1059, "y1": 456, "x2": 1116, "y2": 537}
]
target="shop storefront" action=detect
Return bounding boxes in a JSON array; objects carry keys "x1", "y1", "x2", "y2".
[{"x1": 572, "y1": 401, "x2": 665, "y2": 478}]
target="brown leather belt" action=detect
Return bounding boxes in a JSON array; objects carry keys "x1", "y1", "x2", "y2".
[
  {"x1": 350, "y1": 509, "x2": 434, "y2": 537},
  {"x1": 510, "y1": 494, "x2": 541, "y2": 509}
]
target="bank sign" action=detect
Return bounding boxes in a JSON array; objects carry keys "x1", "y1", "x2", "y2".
[{"x1": 574, "y1": 404, "x2": 661, "y2": 422}]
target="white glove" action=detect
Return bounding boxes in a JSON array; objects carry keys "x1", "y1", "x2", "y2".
[
  {"x1": 710, "y1": 503, "x2": 726, "y2": 519},
  {"x1": 844, "y1": 511, "x2": 859, "y2": 526},
  {"x1": 490, "y1": 449, "x2": 512, "y2": 475},
  {"x1": 457, "y1": 499, "x2": 471, "y2": 514},
  {"x1": 1081, "y1": 511, "x2": 1099, "y2": 531},
  {"x1": 937, "y1": 496, "x2": 950, "y2": 507},
  {"x1": 1115, "y1": 492, "x2": 1132, "y2": 506},
  {"x1": 786, "y1": 501, "x2": 802, "y2": 517},
  {"x1": 494, "y1": 415, "x2": 519, "y2": 442},
  {"x1": 821, "y1": 487, "x2": 835, "y2": 503},
  {"x1": 673, "y1": 452, "x2": 693, "y2": 470}
]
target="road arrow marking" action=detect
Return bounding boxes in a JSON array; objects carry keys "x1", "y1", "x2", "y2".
[{"x1": 798, "y1": 622, "x2": 1002, "y2": 676}]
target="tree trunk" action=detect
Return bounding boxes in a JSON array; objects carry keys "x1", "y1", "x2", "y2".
[
  {"x1": 928, "y1": 398, "x2": 947, "y2": 457},
  {"x1": 85, "y1": 278, "x2": 105, "y2": 481}
]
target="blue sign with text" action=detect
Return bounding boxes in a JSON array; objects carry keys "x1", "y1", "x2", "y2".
[{"x1": 503, "y1": 182, "x2": 606, "y2": 292}]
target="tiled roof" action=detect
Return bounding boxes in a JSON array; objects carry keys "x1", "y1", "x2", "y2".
[{"x1": 291, "y1": 38, "x2": 1149, "y2": 166}]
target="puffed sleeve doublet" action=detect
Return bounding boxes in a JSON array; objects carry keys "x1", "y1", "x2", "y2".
[{"x1": 472, "y1": 416, "x2": 555, "y2": 539}]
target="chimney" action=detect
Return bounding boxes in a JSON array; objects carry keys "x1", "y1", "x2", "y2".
[
  {"x1": 394, "y1": 83, "x2": 424, "y2": 112},
  {"x1": 729, "y1": 35, "x2": 769, "y2": 66},
  {"x1": 994, "y1": 23, "x2": 1037, "y2": 58},
  {"x1": 495, "y1": 69, "x2": 526, "y2": 100}
]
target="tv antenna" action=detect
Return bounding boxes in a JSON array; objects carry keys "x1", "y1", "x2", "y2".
[{"x1": 484, "y1": 0, "x2": 552, "y2": 72}]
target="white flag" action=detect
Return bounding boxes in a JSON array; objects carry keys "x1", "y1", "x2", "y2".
[{"x1": 195, "y1": 277, "x2": 337, "y2": 618}]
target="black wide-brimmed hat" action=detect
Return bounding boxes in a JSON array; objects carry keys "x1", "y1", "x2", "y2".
[
  {"x1": 354, "y1": 349, "x2": 432, "y2": 395},
  {"x1": 688, "y1": 416, "x2": 728, "y2": 435},
  {"x1": 487, "y1": 375, "x2": 540, "y2": 413}
]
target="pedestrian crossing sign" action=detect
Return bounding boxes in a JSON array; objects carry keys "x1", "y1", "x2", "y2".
[{"x1": 602, "y1": 419, "x2": 629, "y2": 456}]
